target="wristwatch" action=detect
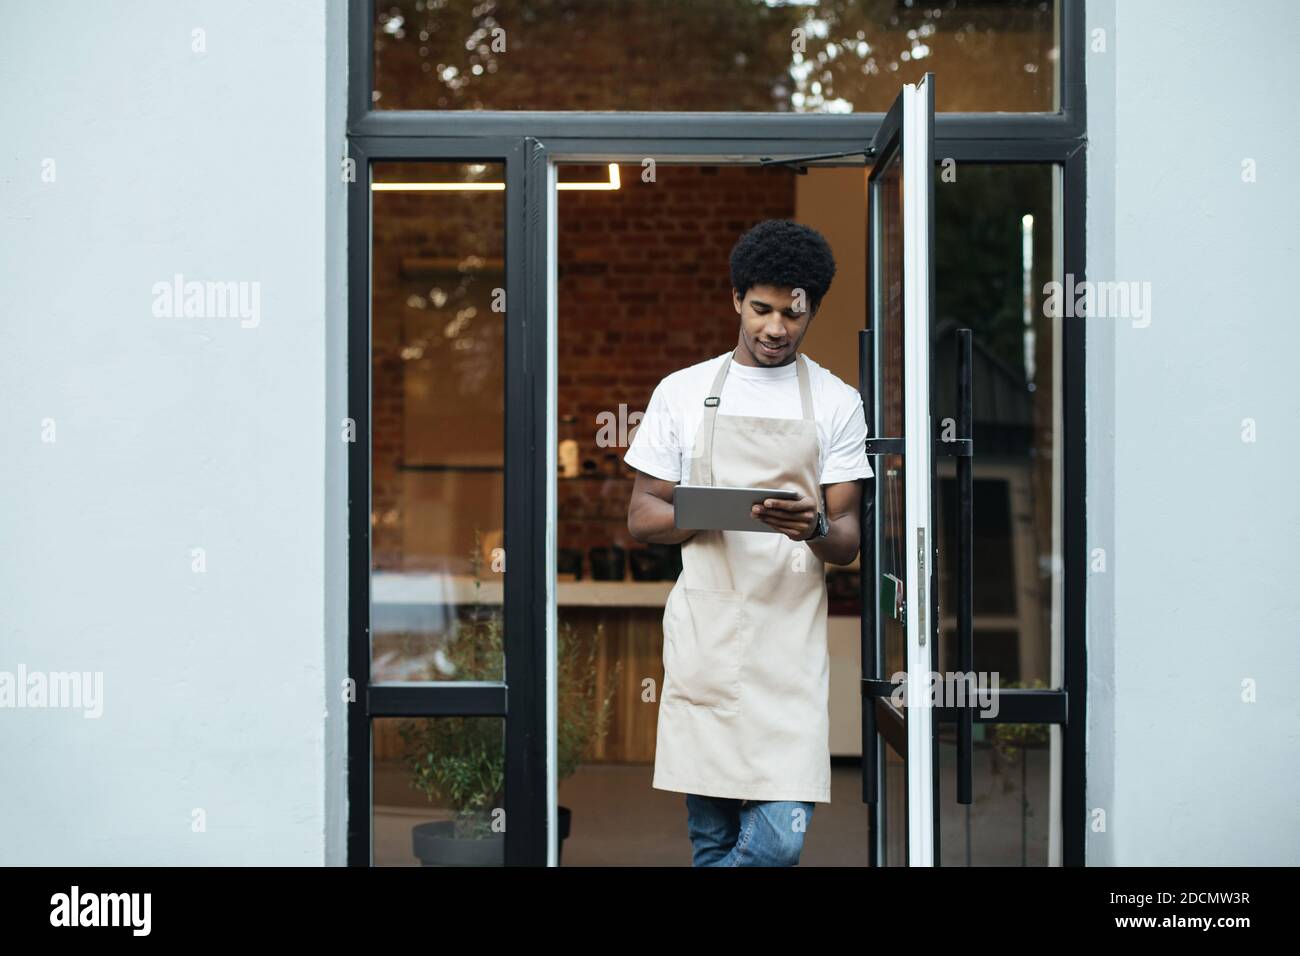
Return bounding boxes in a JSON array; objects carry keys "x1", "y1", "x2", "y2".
[{"x1": 806, "y1": 510, "x2": 830, "y2": 541}]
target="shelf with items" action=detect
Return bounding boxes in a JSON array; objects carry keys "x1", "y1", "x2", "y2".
[
  {"x1": 557, "y1": 415, "x2": 640, "y2": 481},
  {"x1": 372, "y1": 572, "x2": 674, "y2": 608}
]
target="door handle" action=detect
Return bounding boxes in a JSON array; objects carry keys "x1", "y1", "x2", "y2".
[
  {"x1": 935, "y1": 330, "x2": 974, "y2": 803},
  {"x1": 865, "y1": 327, "x2": 976, "y2": 808},
  {"x1": 953, "y1": 330, "x2": 975, "y2": 805}
]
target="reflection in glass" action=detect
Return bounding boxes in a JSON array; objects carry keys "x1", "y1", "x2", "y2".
[
  {"x1": 932, "y1": 164, "x2": 1060, "y2": 690},
  {"x1": 928, "y1": 164, "x2": 1063, "y2": 866},
  {"x1": 937, "y1": 723, "x2": 1058, "y2": 865},
  {"x1": 882, "y1": 737, "x2": 907, "y2": 866},
  {"x1": 873, "y1": 147, "x2": 907, "y2": 688},
  {"x1": 371, "y1": 716, "x2": 505, "y2": 866},
  {"x1": 374, "y1": 0, "x2": 1058, "y2": 113},
  {"x1": 868, "y1": 162, "x2": 1062, "y2": 864},
  {"x1": 370, "y1": 162, "x2": 506, "y2": 682},
  {"x1": 871, "y1": 144, "x2": 913, "y2": 868}
]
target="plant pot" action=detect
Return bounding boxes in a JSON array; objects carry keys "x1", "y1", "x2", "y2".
[
  {"x1": 557, "y1": 547, "x2": 583, "y2": 580},
  {"x1": 588, "y1": 546, "x2": 625, "y2": 581},
  {"x1": 411, "y1": 806, "x2": 573, "y2": 866},
  {"x1": 412, "y1": 820, "x2": 504, "y2": 867},
  {"x1": 557, "y1": 805, "x2": 572, "y2": 866},
  {"x1": 647, "y1": 542, "x2": 682, "y2": 580},
  {"x1": 628, "y1": 548, "x2": 661, "y2": 581}
]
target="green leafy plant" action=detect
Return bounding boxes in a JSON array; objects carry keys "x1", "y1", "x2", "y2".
[
  {"x1": 398, "y1": 533, "x2": 621, "y2": 839},
  {"x1": 987, "y1": 674, "x2": 1051, "y2": 830},
  {"x1": 985, "y1": 677, "x2": 1051, "y2": 862},
  {"x1": 988, "y1": 677, "x2": 1051, "y2": 764}
]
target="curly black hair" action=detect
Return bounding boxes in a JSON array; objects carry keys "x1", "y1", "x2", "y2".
[{"x1": 729, "y1": 219, "x2": 837, "y2": 314}]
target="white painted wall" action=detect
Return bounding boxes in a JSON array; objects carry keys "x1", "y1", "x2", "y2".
[
  {"x1": 0, "y1": 0, "x2": 349, "y2": 863},
  {"x1": 1086, "y1": 0, "x2": 1300, "y2": 864}
]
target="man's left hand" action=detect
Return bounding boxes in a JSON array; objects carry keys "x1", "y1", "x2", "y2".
[{"x1": 752, "y1": 495, "x2": 819, "y2": 540}]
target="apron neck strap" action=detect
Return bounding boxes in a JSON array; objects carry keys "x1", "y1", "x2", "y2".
[
  {"x1": 795, "y1": 353, "x2": 814, "y2": 422},
  {"x1": 693, "y1": 351, "x2": 814, "y2": 486}
]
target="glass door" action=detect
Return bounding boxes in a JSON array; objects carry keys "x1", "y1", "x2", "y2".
[
  {"x1": 349, "y1": 135, "x2": 555, "y2": 866},
  {"x1": 860, "y1": 74, "x2": 938, "y2": 867}
]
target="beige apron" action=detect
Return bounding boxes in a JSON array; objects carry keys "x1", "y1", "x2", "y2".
[{"x1": 652, "y1": 352, "x2": 831, "y2": 803}]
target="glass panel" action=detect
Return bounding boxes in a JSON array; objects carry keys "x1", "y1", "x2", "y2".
[
  {"x1": 937, "y1": 721, "x2": 1058, "y2": 865},
  {"x1": 873, "y1": 148, "x2": 907, "y2": 687},
  {"x1": 882, "y1": 736, "x2": 907, "y2": 866},
  {"x1": 372, "y1": 716, "x2": 505, "y2": 866},
  {"x1": 370, "y1": 161, "x2": 507, "y2": 682},
  {"x1": 940, "y1": 477, "x2": 1018, "y2": 615},
  {"x1": 932, "y1": 163, "x2": 1060, "y2": 691},
  {"x1": 872, "y1": 144, "x2": 911, "y2": 867},
  {"x1": 373, "y1": 0, "x2": 1058, "y2": 112}
]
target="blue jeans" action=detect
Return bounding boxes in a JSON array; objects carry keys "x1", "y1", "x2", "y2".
[{"x1": 685, "y1": 793, "x2": 815, "y2": 866}]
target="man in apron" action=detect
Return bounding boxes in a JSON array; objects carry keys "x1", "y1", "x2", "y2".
[{"x1": 624, "y1": 219, "x2": 874, "y2": 866}]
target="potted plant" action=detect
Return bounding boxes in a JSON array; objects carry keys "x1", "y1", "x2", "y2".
[{"x1": 400, "y1": 537, "x2": 621, "y2": 866}]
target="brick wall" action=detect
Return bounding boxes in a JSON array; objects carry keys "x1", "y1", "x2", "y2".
[
  {"x1": 372, "y1": 162, "x2": 507, "y2": 572},
  {"x1": 371, "y1": 161, "x2": 797, "y2": 572},
  {"x1": 556, "y1": 163, "x2": 795, "y2": 561}
]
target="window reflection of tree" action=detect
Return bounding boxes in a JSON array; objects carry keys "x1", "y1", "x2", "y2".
[{"x1": 373, "y1": 0, "x2": 1056, "y2": 113}]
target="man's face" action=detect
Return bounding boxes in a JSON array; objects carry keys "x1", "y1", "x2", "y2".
[{"x1": 733, "y1": 283, "x2": 815, "y2": 367}]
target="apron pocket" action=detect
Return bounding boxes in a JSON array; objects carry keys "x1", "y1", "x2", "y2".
[{"x1": 664, "y1": 586, "x2": 745, "y2": 710}]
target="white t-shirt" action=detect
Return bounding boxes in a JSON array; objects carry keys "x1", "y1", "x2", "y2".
[{"x1": 624, "y1": 350, "x2": 874, "y2": 486}]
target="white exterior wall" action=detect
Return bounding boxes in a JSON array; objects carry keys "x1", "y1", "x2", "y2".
[
  {"x1": 0, "y1": 0, "x2": 349, "y2": 864},
  {"x1": 1085, "y1": 0, "x2": 1300, "y2": 864}
]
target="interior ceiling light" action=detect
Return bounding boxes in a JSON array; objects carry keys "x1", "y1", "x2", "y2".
[{"x1": 372, "y1": 164, "x2": 621, "y2": 192}]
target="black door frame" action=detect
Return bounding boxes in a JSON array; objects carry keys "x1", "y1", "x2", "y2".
[
  {"x1": 346, "y1": 0, "x2": 1088, "y2": 867},
  {"x1": 347, "y1": 134, "x2": 552, "y2": 866}
]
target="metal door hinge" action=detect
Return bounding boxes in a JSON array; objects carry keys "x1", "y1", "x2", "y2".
[{"x1": 916, "y1": 528, "x2": 927, "y2": 646}]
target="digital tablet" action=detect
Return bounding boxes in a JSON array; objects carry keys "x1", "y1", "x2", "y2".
[{"x1": 673, "y1": 484, "x2": 801, "y2": 534}]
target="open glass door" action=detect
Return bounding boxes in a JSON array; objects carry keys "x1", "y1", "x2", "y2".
[{"x1": 859, "y1": 74, "x2": 937, "y2": 867}]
